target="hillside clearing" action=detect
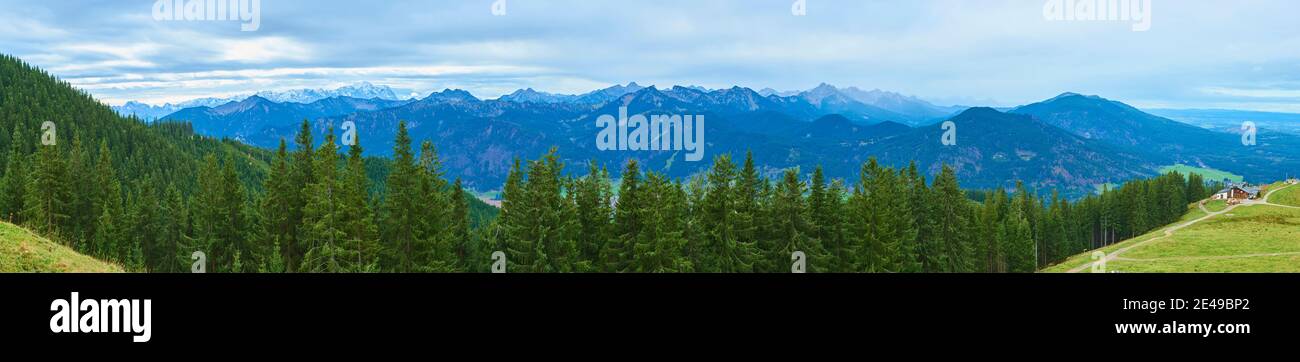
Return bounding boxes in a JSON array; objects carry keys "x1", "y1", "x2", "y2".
[
  {"x1": 1043, "y1": 182, "x2": 1299, "y2": 273},
  {"x1": 0, "y1": 222, "x2": 123, "y2": 273}
]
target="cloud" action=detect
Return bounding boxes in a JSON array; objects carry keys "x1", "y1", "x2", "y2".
[
  {"x1": 214, "y1": 37, "x2": 313, "y2": 63},
  {"x1": 1200, "y1": 87, "x2": 1300, "y2": 99},
  {"x1": 4, "y1": 0, "x2": 1300, "y2": 112}
]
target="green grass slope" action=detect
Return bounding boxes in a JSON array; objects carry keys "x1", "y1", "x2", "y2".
[
  {"x1": 1160, "y1": 164, "x2": 1243, "y2": 183},
  {"x1": 1043, "y1": 182, "x2": 1300, "y2": 273},
  {"x1": 0, "y1": 222, "x2": 122, "y2": 272}
]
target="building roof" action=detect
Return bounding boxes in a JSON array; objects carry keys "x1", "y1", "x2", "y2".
[{"x1": 1216, "y1": 185, "x2": 1261, "y2": 196}]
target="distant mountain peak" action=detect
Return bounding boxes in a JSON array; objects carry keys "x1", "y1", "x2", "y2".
[
  {"x1": 498, "y1": 88, "x2": 579, "y2": 104},
  {"x1": 1046, "y1": 92, "x2": 1106, "y2": 102},
  {"x1": 956, "y1": 106, "x2": 1011, "y2": 117},
  {"x1": 424, "y1": 88, "x2": 480, "y2": 102},
  {"x1": 800, "y1": 83, "x2": 850, "y2": 105}
]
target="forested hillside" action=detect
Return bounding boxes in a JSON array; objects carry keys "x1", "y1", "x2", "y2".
[
  {"x1": 0, "y1": 54, "x2": 494, "y2": 273},
  {"x1": 1, "y1": 54, "x2": 1216, "y2": 272}
]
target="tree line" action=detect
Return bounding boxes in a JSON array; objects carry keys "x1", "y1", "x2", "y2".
[{"x1": 479, "y1": 148, "x2": 1217, "y2": 273}]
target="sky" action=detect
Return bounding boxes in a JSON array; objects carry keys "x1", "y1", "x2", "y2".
[{"x1": 2, "y1": 0, "x2": 1299, "y2": 112}]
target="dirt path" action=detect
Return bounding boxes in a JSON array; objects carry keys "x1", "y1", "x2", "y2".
[
  {"x1": 1253, "y1": 184, "x2": 1300, "y2": 209},
  {"x1": 1064, "y1": 183, "x2": 1296, "y2": 273}
]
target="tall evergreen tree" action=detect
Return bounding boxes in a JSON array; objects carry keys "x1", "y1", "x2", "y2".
[
  {"x1": 23, "y1": 138, "x2": 71, "y2": 238},
  {"x1": 931, "y1": 165, "x2": 973, "y2": 272},
  {"x1": 340, "y1": 136, "x2": 379, "y2": 271},
  {"x1": 602, "y1": 159, "x2": 643, "y2": 272},
  {"x1": 417, "y1": 141, "x2": 459, "y2": 272},
  {"x1": 156, "y1": 183, "x2": 188, "y2": 273},
  {"x1": 770, "y1": 168, "x2": 825, "y2": 272},
  {"x1": 380, "y1": 121, "x2": 421, "y2": 272},
  {"x1": 449, "y1": 178, "x2": 471, "y2": 268},
  {"x1": 631, "y1": 172, "x2": 692, "y2": 272},
  {"x1": 66, "y1": 135, "x2": 95, "y2": 246},
  {"x1": 300, "y1": 129, "x2": 350, "y2": 272},
  {"x1": 285, "y1": 120, "x2": 316, "y2": 272},
  {"x1": 1003, "y1": 209, "x2": 1036, "y2": 273},
  {"x1": 499, "y1": 158, "x2": 530, "y2": 272},
  {"x1": 574, "y1": 162, "x2": 614, "y2": 265},
  {"x1": 0, "y1": 124, "x2": 28, "y2": 223},
  {"x1": 260, "y1": 140, "x2": 295, "y2": 272},
  {"x1": 699, "y1": 155, "x2": 755, "y2": 272}
]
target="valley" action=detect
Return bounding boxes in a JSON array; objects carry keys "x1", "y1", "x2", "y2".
[{"x1": 134, "y1": 82, "x2": 1300, "y2": 199}]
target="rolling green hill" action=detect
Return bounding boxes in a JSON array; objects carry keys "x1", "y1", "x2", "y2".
[
  {"x1": 0, "y1": 222, "x2": 121, "y2": 272},
  {"x1": 1043, "y1": 182, "x2": 1300, "y2": 273}
]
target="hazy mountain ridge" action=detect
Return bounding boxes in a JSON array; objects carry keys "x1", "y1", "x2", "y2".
[
  {"x1": 114, "y1": 82, "x2": 404, "y2": 120},
  {"x1": 155, "y1": 83, "x2": 1300, "y2": 196}
]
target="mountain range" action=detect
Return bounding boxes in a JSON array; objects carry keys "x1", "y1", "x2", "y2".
[
  {"x1": 113, "y1": 82, "x2": 405, "y2": 120},
  {"x1": 152, "y1": 83, "x2": 1300, "y2": 197}
]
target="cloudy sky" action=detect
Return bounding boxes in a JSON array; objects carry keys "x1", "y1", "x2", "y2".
[{"x1": 3, "y1": 0, "x2": 1299, "y2": 111}]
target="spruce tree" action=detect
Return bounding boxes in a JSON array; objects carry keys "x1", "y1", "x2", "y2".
[
  {"x1": 821, "y1": 178, "x2": 853, "y2": 272},
  {"x1": 449, "y1": 178, "x2": 471, "y2": 269},
  {"x1": 126, "y1": 179, "x2": 160, "y2": 271},
  {"x1": 90, "y1": 149, "x2": 125, "y2": 261},
  {"x1": 300, "y1": 129, "x2": 349, "y2": 272},
  {"x1": 416, "y1": 140, "x2": 457, "y2": 272},
  {"x1": 500, "y1": 158, "x2": 531, "y2": 271},
  {"x1": 848, "y1": 159, "x2": 885, "y2": 271},
  {"x1": 699, "y1": 155, "x2": 754, "y2": 272},
  {"x1": 631, "y1": 172, "x2": 692, "y2": 272},
  {"x1": 574, "y1": 162, "x2": 614, "y2": 265},
  {"x1": 340, "y1": 137, "x2": 379, "y2": 271},
  {"x1": 66, "y1": 135, "x2": 95, "y2": 246},
  {"x1": 733, "y1": 151, "x2": 761, "y2": 254},
  {"x1": 380, "y1": 121, "x2": 421, "y2": 272},
  {"x1": 603, "y1": 159, "x2": 643, "y2": 272},
  {"x1": 156, "y1": 183, "x2": 187, "y2": 273},
  {"x1": 908, "y1": 163, "x2": 940, "y2": 272},
  {"x1": 260, "y1": 141, "x2": 295, "y2": 272},
  {"x1": 771, "y1": 168, "x2": 825, "y2": 272},
  {"x1": 0, "y1": 124, "x2": 27, "y2": 223},
  {"x1": 931, "y1": 165, "x2": 972, "y2": 272},
  {"x1": 23, "y1": 138, "x2": 71, "y2": 239},
  {"x1": 286, "y1": 120, "x2": 315, "y2": 272},
  {"x1": 219, "y1": 156, "x2": 251, "y2": 272},
  {"x1": 1003, "y1": 209, "x2": 1036, "y2": 273}
]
